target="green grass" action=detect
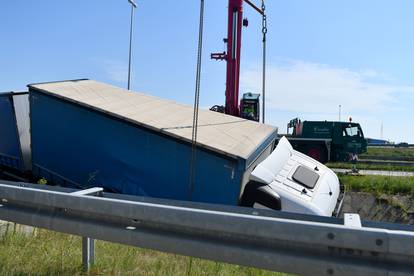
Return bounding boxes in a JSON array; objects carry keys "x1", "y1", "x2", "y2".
[
  {"x1": 361, "y1": 147, "x2": 414, "y2": 160},
  {"x1": 327, "y1": 162, "x2": 414, "y2": 172},
  {"x1": 0, "y1": 227, "x2": 289, "y2": 276},
  {"x1": 339, "y1": 174, "x2": 414, "y2": 196}
]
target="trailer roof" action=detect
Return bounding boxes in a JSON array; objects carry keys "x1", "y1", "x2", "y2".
[{"x1": 28, "y1": 80, "x2": 277, "y2": 160}]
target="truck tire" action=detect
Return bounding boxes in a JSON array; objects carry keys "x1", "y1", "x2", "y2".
[{"x1": 306, "y1": 146, "x2": 328, "y2": 164}]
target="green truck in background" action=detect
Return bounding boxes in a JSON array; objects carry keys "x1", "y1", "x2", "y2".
[{"x1": 284, "y1": 118, "x2": 367, "y2": 163}]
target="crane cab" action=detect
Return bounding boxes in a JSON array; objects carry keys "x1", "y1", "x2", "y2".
[{"x1": 240, "y1": 92, "x2": 260, "y2": 122}]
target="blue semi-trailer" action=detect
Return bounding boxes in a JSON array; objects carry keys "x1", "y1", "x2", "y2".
[{"x1": 28, "y1": 80, "x2": 278, "y2": 206}]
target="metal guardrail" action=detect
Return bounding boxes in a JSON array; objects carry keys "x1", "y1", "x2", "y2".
[{"x1": 0, "y1": 181, "x2": 413, "y2": 275}]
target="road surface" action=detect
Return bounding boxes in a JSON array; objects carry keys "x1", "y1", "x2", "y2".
[{"x1": 332, "y1": 168, "x2": 414, "y2": 177}]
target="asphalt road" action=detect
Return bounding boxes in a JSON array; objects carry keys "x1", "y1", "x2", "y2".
[{"x1": 332, "y1": 168, "x2": 414, "y2": 177}]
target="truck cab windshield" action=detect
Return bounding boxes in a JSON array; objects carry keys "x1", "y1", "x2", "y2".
[{"x1": 343, "y1": 125, "x2": 362, "y2": 137}]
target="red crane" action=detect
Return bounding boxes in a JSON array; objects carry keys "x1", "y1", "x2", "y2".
[{"x1": 211, "y1": 0, "x2": 266, "y2": 121}]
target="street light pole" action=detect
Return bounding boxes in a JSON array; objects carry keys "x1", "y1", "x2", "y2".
[
  {"x1": 127, "y1": 0, "x2": 137, "y2": 90},
  {"x1": 338, "y1": 105, "x2": 342, "y2": 121}
]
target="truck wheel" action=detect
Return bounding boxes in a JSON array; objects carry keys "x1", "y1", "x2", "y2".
[{"x1": 307, "y1": 147, "x2": 328, "y2": 163}]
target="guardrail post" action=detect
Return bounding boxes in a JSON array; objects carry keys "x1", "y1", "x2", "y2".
[
  {"x1": 82, "y1": 237, "x2": 95, "y2": 271},
  {"x1": 71, "y1": 187, "x2": 102, "y2": 272}
]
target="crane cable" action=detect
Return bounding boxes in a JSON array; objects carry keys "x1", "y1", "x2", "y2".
[
  {"x1": 261, "y1": 0, "x2": 267, "y2": 124},
  {"x1": 189, "y1": 0, "x2": 205, "y2": 199}
]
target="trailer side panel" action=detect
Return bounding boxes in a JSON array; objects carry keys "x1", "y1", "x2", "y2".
[{"x1": 30, "y1": 91, "x2": 245, "y2": 205}]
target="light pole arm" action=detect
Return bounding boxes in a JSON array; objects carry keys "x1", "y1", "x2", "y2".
[
  {"x1": 128, "y1": 0, "x2": 137, "y2": 8},
  {"x1": 244, "y1": 0, "x2": 264, "y2": 15}
]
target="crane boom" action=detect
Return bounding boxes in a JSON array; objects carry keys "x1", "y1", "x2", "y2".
[
  {"x1": 211, "y1": 0, "x2": 264, "y2": 120},
  {"x1": 225, "y1": 0, "x2": 243, "y2": 116}
]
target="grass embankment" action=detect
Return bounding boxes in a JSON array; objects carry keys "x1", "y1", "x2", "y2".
[
  {"x1": 328, "y1": 147, "x2": 414, "y2": 171},
  {"x1": 327, "y1": 162, "x2": 414, "y2": 172},
  {"x1": 360, "y1": 147, "x2": 414, "y2": 160},
  {"x1": 326, "y1": 147, "x2": 414, "y2": 172},
  {"x1": 338, "y1": 174, "x2": 414, "y2": 197},
  {"x1": 0, "y1": 227, "x2": 287, "y2": 276}
]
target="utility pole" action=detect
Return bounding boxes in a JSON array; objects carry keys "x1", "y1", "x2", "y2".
[{"x1": 127, "y1": 0, "x2": 137, "y2": 90}]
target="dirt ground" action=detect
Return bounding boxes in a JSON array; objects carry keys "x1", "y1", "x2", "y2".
[{"x1": 340, "y1": 191, "x2": 414, "y2": 225}]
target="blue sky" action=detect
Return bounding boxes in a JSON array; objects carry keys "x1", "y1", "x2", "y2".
[{"x1": 2, "y1": 1, "x2": 414, "y2": 142}]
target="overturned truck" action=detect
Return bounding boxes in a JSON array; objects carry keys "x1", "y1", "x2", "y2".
[{"x1": 2, "y1": 79, "x2": 341, "y2": 216}]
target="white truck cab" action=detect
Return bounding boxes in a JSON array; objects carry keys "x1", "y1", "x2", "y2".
[{"x1": 242, "y1": 137, "x2": 342, "y2": 217}]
